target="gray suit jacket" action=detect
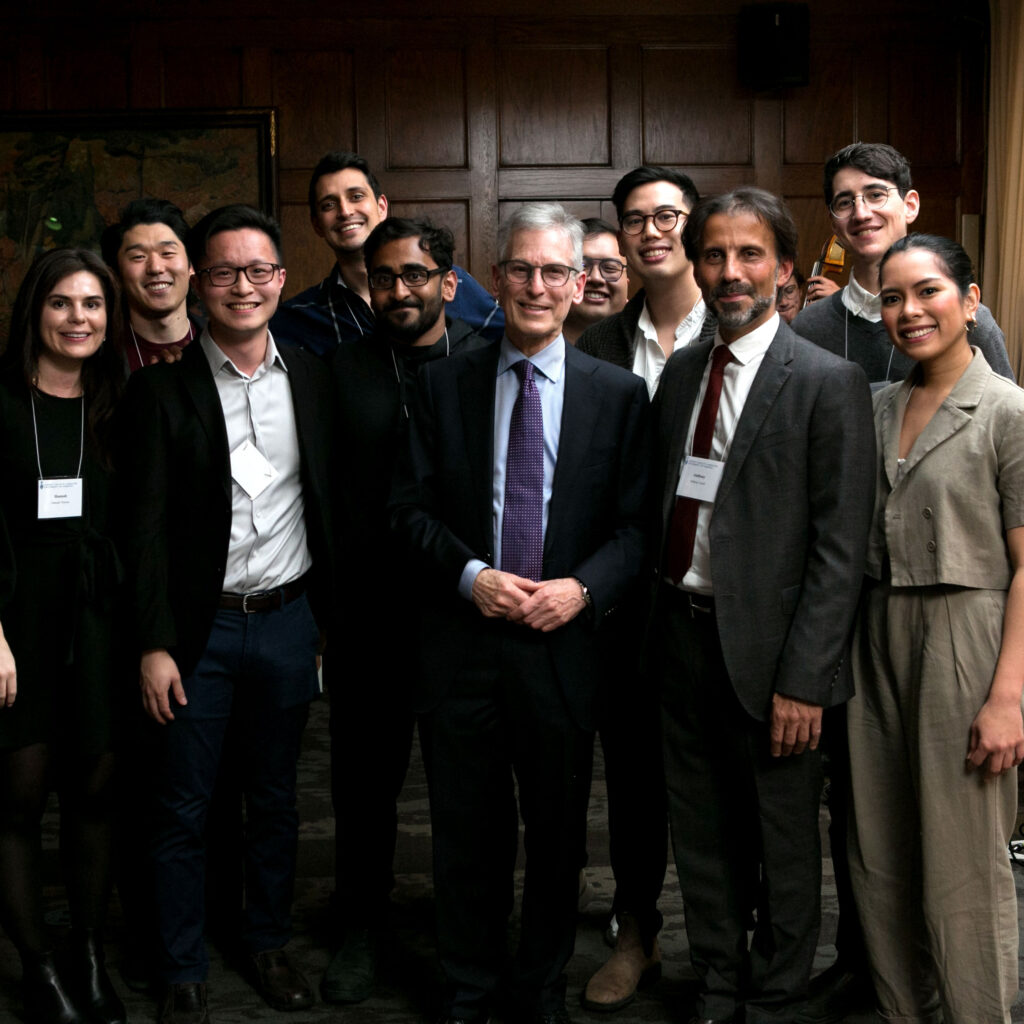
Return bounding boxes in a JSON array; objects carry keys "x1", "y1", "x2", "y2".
[{"x1": 651, "y1": 320, "x2": 876, "y2": 719}]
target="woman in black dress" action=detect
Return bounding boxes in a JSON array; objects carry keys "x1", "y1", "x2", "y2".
[{"x1": 0, "y1": 249, "x2": 127, "y2": 1024}]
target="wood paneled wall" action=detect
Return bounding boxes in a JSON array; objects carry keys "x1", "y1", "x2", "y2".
[{"x1": 0, "y1": 1, "x2": 990, "y2": 300}]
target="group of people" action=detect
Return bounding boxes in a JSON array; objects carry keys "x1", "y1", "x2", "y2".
[{"x1": 0, "y1": 139, "x2": 1019, "y2": 1024}]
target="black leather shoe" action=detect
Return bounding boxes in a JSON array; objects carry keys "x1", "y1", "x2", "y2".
[
  {"x1": 794, "y1": 963, "x2": 874, "y2": 1024},
  {"x1": 69, "y1": 930, "x2": 126, "y2": 1024},
  {"x1": 320, "y1": 924, "x2": 377, "y2": 1003},
  {"x1": 249, "y1": 949, "x2": 314, "y2": 1011},
  {"x1": 21, "y1": 952, "x2": 84, "y2": 1024},
  {"x1": 687, "y1": 1017, "x2": 736, "y2": 1024},
  {"x1": 158, "y1": 983, "x2": 209, "y2": 1024}
]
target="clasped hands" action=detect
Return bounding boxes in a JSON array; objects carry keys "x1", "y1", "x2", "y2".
[{"x1": 471, "y1": 568, "x2": 585, "y2": 632}]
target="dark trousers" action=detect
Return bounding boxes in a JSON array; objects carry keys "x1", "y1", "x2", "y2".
[
  {"x1": 659, "y1": 589, "x2": 822, "y2": 1024},
  {"x1": 326, "y1": 640, "x2": 415, "y2": 921},
  {"x1": 598, "y1": 662, "x2": 667, "y2": 943},
  {"x1": 418, "y1": 627, "x2": 593, "y2": 1021},
  {"x1": 150, "y1": 596, "x2": 318, "y2": 983}
]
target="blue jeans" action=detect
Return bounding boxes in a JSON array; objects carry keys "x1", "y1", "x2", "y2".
[{"x1": 150, "y1": 593, "x2": 320, "y2": 983}]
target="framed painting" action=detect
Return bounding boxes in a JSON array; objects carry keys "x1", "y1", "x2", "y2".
[{"x1": 0, "y1": 108, "x2": 277, "y2": 337}]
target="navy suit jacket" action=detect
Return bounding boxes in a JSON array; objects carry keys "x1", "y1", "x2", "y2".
[
  {"x1": 389, "y1": 339, "x2": 650, "y2": 730},
  {"x1": 117, "y1": 339, "x2": 336, "y2": 685},
  {"x1": 651, "y1": 320, "x2": 876, "y2": 719}
]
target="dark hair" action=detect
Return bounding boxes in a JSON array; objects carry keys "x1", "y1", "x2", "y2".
[
  {"x1": 789, "y1": 268, "x2": 807, "y2": 289},
  {"x1": 100, "y1": 198, "x2": 190, "y2": 270},
  {"x1": 581, "y1": 217, "x2": 619, "y2": 240},
  {"x1": 823, "y1": 143, "x2": 913, "y2": 206},
  {"x1": 683, "y1": 187, "x2": 798, "y2": 267},
  {"x1": 1, "y1": 248, "x2": 126, "y2": 462},
  {"x1": 307, "y1": 151, "x2": 383, "y2": 215},
  {"x1": 611, "y1": 166, "x2": 700, "y2": 220},
  {"x1": 187, "y1": 205, "x2": 283, "y2": 268},
  {"x1": 879, "y1": 233, "x2": 976, "y2": 297},
  {"x1": 363, "y1": 218, "x2": 454, "y2": 273}
]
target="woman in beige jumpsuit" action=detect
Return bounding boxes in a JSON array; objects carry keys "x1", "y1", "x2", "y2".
[{"x1": 848, "y1": 234, "x2": 1024, "y2": 1024}]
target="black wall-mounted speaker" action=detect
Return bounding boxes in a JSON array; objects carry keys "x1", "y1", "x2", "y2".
[{"x1": 738, "y1": 4, "x2": 810, "y2": 90}]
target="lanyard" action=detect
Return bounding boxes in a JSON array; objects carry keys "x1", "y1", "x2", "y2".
[
  {"x1": 129, "y1": 319, "x2": 195, "y2": 366},
  {"x1": 390, "y1": 327, "x2": 450, "y2": 420},
  {"x1": 30, "y1": 390, "x2": 84, "y2": 481}
]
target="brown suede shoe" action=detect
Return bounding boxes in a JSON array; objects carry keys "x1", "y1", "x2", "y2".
[
  {"x1": 248, "y1": 949, "x2": 314, "y2": 1012},
  {"x1": 580, "y1": 912, "x2": 661, "y2": 1012}
]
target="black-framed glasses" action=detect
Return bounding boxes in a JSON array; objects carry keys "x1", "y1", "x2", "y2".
[
  {"x1": 829, "y1": 186, "x2": 901, "y2": 219},
  {"x1": 368, "y1": 267, "x2": 447, "y2": 291},
  {"x1": 499, "y1": 261, "x2": 578, "y2": 287},
  {"x1": 582, "y1": 257, "x2": 627, "y2": 282},
  {"x1": 199, "y1": 263, "x2": 281, "y2": 286},
  {"x1": 619, "y1": 209, "x2": 686, "y2": 235}
]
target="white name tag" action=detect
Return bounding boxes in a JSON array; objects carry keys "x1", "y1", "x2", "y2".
[
  {"x1": 676, "y1": 456, "x2": 725, "y2": 503},
  {"x1": 38, "y1": 478, "x2": 83, "y2": 519},
  {"x1": 230, "y1": 440, "x2": 278, "y2": 500}
]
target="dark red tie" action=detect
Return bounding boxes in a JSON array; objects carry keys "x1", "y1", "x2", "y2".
[{"x1": 666, "y1": 344, "x2": 732, "y2": 584}]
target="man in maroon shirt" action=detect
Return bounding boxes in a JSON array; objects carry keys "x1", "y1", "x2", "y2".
[{"x1": 101, "y1": 198, "x2": 198, "y2": 372}]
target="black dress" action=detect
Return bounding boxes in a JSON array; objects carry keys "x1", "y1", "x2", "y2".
[{"x1": 0, "y1": 370, "x2": 122, "y2": 756}]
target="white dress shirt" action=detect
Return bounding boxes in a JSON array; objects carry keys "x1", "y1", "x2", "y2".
[
  {"x1": 680, "y1": 314, "x2": 779, "y2": 594},
  {"x1": 200, "y1": 330, "x2": 312, "y2": 594},
  {"x1": 632, "y1": 296, "x2": 708, "y2": 399}
]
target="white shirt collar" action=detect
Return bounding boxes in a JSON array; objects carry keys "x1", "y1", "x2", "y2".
[
  {"x1": 200, "y1": 328, "x2": 287, "y2": 379},
  {"x1": 713, "y1": 312, "x2": 779, "y2": 364},
  {"x1": 841, "y1": 273, "x2": 882, "y2": 322}
]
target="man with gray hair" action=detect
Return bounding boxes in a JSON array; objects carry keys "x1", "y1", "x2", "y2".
[{"x1": 390, "y1": 202, "x2": 651, "y2": 1024}]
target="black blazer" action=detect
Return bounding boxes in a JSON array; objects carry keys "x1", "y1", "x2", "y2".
[
  {"x1": 117, "y1": 339, "x2": 336, "y2": 680},
  {"x1": 389, "y1": 340, "x2": 650, "y2": 730},
  {"x1": 576, "y1": 289, "x2": 718, "y2": 370},
  {"x1": 651, "y1": 321, "x2": 876, "y2": 720}
]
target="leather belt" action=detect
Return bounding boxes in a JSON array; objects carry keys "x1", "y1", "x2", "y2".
[
  {"x1": 219, "y1": 574, "x2": 308, "y2": 614},
  {"x1": 663, "y1": 583, "x2": 715, "y2": 618}
]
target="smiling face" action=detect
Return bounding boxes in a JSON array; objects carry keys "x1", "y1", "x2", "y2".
[
  {"x1": 194, "y1": 228, "x2": 286, "y2": 345},
  {"x1": 617, "y1": 181, "x2": 691, "y2": 285},
  {"x1": 368, "y1": 235, "x2": 457, "y2": 345},
  {"x1": 493, "y1": 227, "x2": 585, "y2": 355},
  {"x1": 38, "y1": 271, "x2": 108, "y2": 373},
  {"x1": 117, "y1": 222, "x2": 193, "y2": 321},
  {"x1": 311, "y1": 168, "x2": 389, "y2": 259},
  {"x1": 829, "y1": 167, "x2": 919, "y2": 283},
  {"x1": 880, "y1": 248, "x2": 979, "y2": 368},
  {"x1": 577, "y1": 232, "x2": 629, "y2": 321},
  {"x1": 693, "y1": 211, "x2": 791, "y2": 342}
]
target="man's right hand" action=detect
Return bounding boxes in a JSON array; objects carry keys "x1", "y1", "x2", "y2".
[
  {"x1": 471, "y1": 568, "x2": 539, "y2": 619},
  {"x1": 140, "y1": 649, "x2": 187, "y2": 724}
]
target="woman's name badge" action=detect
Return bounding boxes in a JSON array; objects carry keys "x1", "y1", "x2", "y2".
[
  {"x1": 38, "y1": 478, "x2": 83, "y2": 519},
  {"x1": 230, "y1": 440, "x2": 278, "y2": 500},
  {"x1": 677, "y1": 456, "x2": 724, "y2": 503}
]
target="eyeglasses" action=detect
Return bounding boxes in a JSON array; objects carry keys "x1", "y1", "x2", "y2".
[
  {"x1": 582, "y1": 257, "x2": 627, "y2": 282},
  {"x1": 829, "y1": 186, "x2": 901, "y2": 219},
  {"x1": 499, "y1": 261, "x2": 579, "y2": 287},
  {"x1": 368, "y1": 267, "x2": 447, "y2": 291},
  {"x1": 199, "y1": 263, "x2": 281, "y2": 286},
  {"x1": 619, "y1": 209, "x2": 687, "y2": 235}
]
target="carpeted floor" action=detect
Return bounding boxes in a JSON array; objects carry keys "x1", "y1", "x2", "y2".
[{"x1": 1, "y1": 696, "x2": 1021, "y2": 1023}]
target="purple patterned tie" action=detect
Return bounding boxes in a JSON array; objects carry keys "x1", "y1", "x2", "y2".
[{"x1": 501, "y1": 359, "x2": 544, "y2": 581}]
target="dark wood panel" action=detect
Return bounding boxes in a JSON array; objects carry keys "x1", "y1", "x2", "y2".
[
  {"x1": 46, "y1": 48, "x2": 128, "y2": 109},
  {"x1": 641, "y1": 47, "x2": 753, "y2": 166},
  {"x1": 888, "y1": 47, "x2": 960, "y2": 168},
  {"x1": 273, "y1": 50, "x2": 355, "y2": 169},
  {"x1": 162, "y1": 48, "x2": 241, "y2": 108},
  {"x1": 386, "y1": 49, "x2": 467, "y2": 169},
  {"x1": 279, "y1": 202, "x2": 324, "y2": 303},
  {"x1": 498, "y1": 46, "x2": 610, "y2": 167},
  {"x1": 783, "y1": 50, "x2": 856, "y2": 166}
]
